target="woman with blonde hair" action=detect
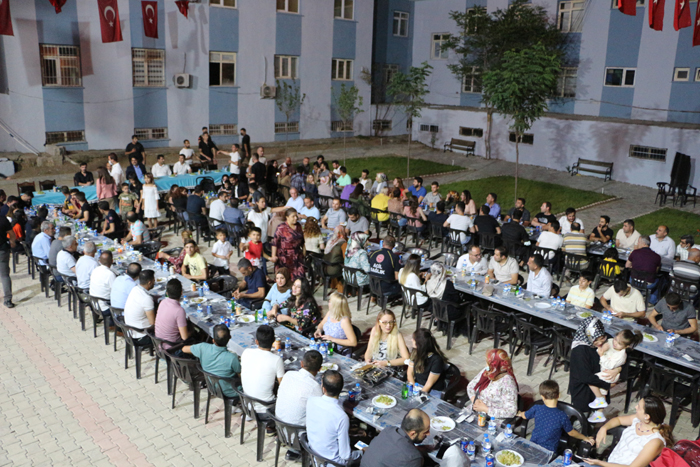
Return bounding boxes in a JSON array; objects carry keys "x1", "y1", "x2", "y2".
[
  {"x1": 314, "y1": 293, "x2": 358, "y2": 354},
  {"x1": 303, "y1": 217, "x2": 325, "y2": 255},
  {"x1": 364, "y1": 310, "x2": 410, "y2": 367},
  {"x1": 399, "y1": 253, "x2": 429, "y2": 307}
]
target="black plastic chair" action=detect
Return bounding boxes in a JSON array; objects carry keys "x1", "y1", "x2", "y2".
[
  {"x1": 428, "y1": 222, "x2": 445, "y2": 251},
  {"x1": 629, "y1": 270, "x2": 653, "y2": 309},
  {"x1": 299, "y1": 432, "x2": 346, "y2": 467},
  {"x1": 399, "y1": 284, "x2": 431, "y2": 331},
  {"x1": 548, "y1": 328, "x2": 573, "y2": 379},
  {"x1": 444, "y1": 228, "x2": 469, "y2": 255},
  {"x1": 147, "y1": 330, "x2": 178, "y2": 395},
  {"x1": 342, "y1": 265, "x2": 368, "y2": 311},
  {"x1": 515, "y1": 400, "x2": 592, "y2": 458},
  {"x1": 209, "y1": 275, "x2": 238, "y2": 299},
  {"x1": 167, "y1": 350, "x2": 204, "y2": 419},
  {"x1": 433, "y1": 252, "x2": 457, "y2": 268},
  {"x1": 405, "y1": 247, "x2": 429, "y2": 259},
  {"x1": 206, "y1": 216, "x2": 223, "y2": 247},
  {"x1": 138, "y1": 241, "x2": 162, "y2": 260},
  {"x1": 49, "y1": 266, "x2": 72, "y2": 310},
  {"x1": 310, "y1": 255, "x2": 343, "y2": 301},
  {"x1": 387, "y1": 212, "x2": 406, "y2": 241},
  {"x1": 469, "y1": 306, "x2": 513, "y2": 355},
  {"x1": 622, "y1": 352, "x2": 647, "y2": 414},
  {"x1": 268, "y1": 409, "x2": 305, "y2": 467},
  {"x1": 592, "y1": 259, "x2": 621, "y2": 292},
  {"x1": 199, "y1": 365, "x2": 241, "y2": 438},
  {"x1": 34, "y1": 257, "x2": 50, "y2": 295},
  {"x1": 224, "y1": 221, "x2": 243, "y2": 257},
  {"x1": 668, "y1": 276, "x2": 698, "y2": 302},
  {"x1": 429, "y1": 298, "x2": 470, "y2": 350},
  {"x1": 237, "y1": 390, "x2": 276, "y2": 462},
  {"x1": 369, "y1": 207, "x2": 389, "y2": 240},
  {"x1": 479, "y1": 233, "x2": 498, "y2": 257},
  {"x1": 148, "y1": 226, "x2": 165, "y2": 242},
  {"x1": 638, "y1": 359, "x2": 700, "y2": 428},
  {"x1": 62, "y1": 276, "x2": 81, "y2": 322},
  {"x1": 366, "y1": 274, "x2": 399, "y2": 315},
  {"x1": 559, "y1": 253, "x2": 590, "y2": 288},
  {"x1": 678, "y1": 184, "x2": 698, "y2": 208},
  {"x1": 196, "y1": 176, "x2": 217, "y2": 193},
  {"x1": 21, "y1": 242, "x2": 34, "y2": 278},
  {"x1": 118, "y1": 322, "x2": 153, "y2": 380},
  {"x1": 109, "y1": 307, "x2": 124, "y2": 352},
  {"x1": 88, "y1": 294, "x2": 111, "y2": 345},
  {"x1": 510, "y1": 316, "x2": 554, "y2": 376},
  {"x1": 655, "y1": 182, "x2": 669, "y2": 205}
]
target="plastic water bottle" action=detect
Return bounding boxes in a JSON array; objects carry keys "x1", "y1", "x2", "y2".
[
  {"x1": 196, "y1": 304, "x2": 203, "y2": 315},
  {"x1": 488, "y1": 417, "x2": 497, "y2": 436},
  {"x1": 198, "y1": 286, "x2": 204, "y2": 297},
  {"x1": 310, "y1": 338, "x2": 316, "y2": 350},
  {"x1": 354, "y1": 383, "x2": 362, "y2": 399},
  {"x1": 320, "y1": 342, "x2": 328, "y2": 358},
  {"x1": 505, "y1": 424, "x2": 513, "y2": 439},
  {"x1": 285, "y1": 337, "x2": 291, "y2": 350},
  {"x1": 483, "y1": 435, "x2": 492, "y2": 455},
  {"x1": 467, "y1": 441, "x2": 475, "y2": 461},
  {"x1": 203, "y1": 281, "x2": 209, "y2": 293},
  {"x1": 665, "y1": 332, "x2": 674, "y2": 347}
]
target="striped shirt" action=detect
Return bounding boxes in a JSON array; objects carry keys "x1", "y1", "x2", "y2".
[
  {"x1": 567, "y1": 285, "x2": 595, "y2": 308},
  {"x1": 562, "y1": 232, "x2": 588, "y2": 256}
]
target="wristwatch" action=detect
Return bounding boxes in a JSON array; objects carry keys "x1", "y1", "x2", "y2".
[{"x1": 386, "y1": 361, "x2": 391, "y2": 367}]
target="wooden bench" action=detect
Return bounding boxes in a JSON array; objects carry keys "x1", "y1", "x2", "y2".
[
  {"x1": 443, "y1": 138, "x2": 475, "y2": 156},
  {"x1": 571, "y1": 158, "x2": 613, "y2": 181}
]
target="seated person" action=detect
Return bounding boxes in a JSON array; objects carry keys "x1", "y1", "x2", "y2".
[
  {"x1": 345, "y1": 207, "x2": 370, "y2": 237},
  {"x1": 240, "y1": 325, "x2": 285, "y2": 413},
  {"x1": 56, "y1": 237, "x2": 78, "y2": 280},
  {"x1": 181, "y1": 240, "x2": 208, "y2": 282},
  {"x1": 233, "y1": 258, "x2": 266, "y2": 309},
  {"x1": 407, "y1": 328, "x2": 449, "y2": 397},
  {"x1": 183, "y1": 324, "x2": 241, "y2": 398},
  {"x1": 588, "y1": 215, "x2": 614, "y2": 243},
  {"x1": 368, "y1": 235, "x2": 401, "y2": 296},
  {"x1": 501, "y1": 210, "x2": 530, "y2": 258},
  {"x1": 566, "y1": 271, "x2": 595, "y2": 309},
  {"x1": 531, "y1": 201, "x2": 556, "y2": 228},
  {"x1": 456, "y1": 245, "x2": 488, "y2": 274},
  {"x1": 626, "y1": 235, "x2": 661, "y2": 304},
  {"x1": 270, "y1": 278, "x2": 322, "y2": 337},
  {"x1": 122, "y1": 212, "x2": 151, "y2": 247},
  {"x1": 536, "y1": 220, "x2": 563, "y2": 257},
  {"x1": 110, "y1": 262, "x2": 141, "y2": 309},
  {"x1": 398, "y1": 254, "x2": 429, "y2": 308},
  {"x1": 649, "y1": 292, "x2": 698, "y2": 337},
  {"x1": 600, "y1": 247, "x2": 622, "y2": 277},
  {"x1": 487, "y1": 246, "x2": 519, "y2": 285},
  {"x1": 615, "y1": 219, "x2": 641, "y2": 250},
  {"x1": 526, "y1": 254, "x2": 552, "y2": 297},
  {"x1": 73, "y1": 192, "x2": 92, "y2": 224},
  {"x1": 427, "y1": 200, "x2": 449, "y2": 236},
  {"x1": 503, "y1": 197, "x2": 531, "y2": 226},
  {"x1": 155, "y1": 279, "x2": 192, "y2": 350},
  {"x1": 600, "y1": 279, "x2": 646, "y2": 321},
  {"x1": 443, "y1": 201, "x2": 473, "y2": 245},
  {"x1": 675, "y1": 234, "x2": 694, "y2": 261},
  {"x1": 473, "y1": 204, "x2": 501, "y2": 235},
  {"x1": 321, "y1": 198, "x2": 347, "y2": 230},
  {"x1": 123, "y1": 270, "x2": 156, "y2": 346},
  {"x1": 98, "y1": 201, "x2": 123, "y2": 240},
  {"x1": 558, "y1": 207, "x2": 584, "y2": 235}
]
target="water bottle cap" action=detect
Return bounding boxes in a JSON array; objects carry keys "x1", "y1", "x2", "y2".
[{"x1": 506, "y1": 424, "x2": 511, "y2": 428}]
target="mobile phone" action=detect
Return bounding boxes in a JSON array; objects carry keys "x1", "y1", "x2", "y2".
[{"x1": 354, "y1": 441, "x2": 368, "y2": 450}]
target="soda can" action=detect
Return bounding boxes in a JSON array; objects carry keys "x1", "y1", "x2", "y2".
[
  {"x1": 563, "y1": 449, "x2": 573, "y2": 466},
  {"x1": 206, "y1": 305, "x2": 212, "y2": 315},
  {"x1": 477, "y1": 412, "x2": 487, "y2": 427},
  {"x1": 460, "y1": 440, "x2": 468, "y2": 454},
  {"x1": 348, "y1": 390, "x2": 356, "y2": 401},
  {"x1": 485, "y1": 453, "x2": 495, "y2": 467}
]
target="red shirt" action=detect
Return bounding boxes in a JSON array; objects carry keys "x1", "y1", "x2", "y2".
[{"x1": 245, "y1": 241, "x2": 263, "y2": 267}]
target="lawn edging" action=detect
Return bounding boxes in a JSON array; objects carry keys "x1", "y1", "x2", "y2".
[{"x1": 553, "y1": 195, "x2": 622, "y2": 217}]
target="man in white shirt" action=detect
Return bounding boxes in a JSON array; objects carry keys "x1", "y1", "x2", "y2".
[
  {"x1": 151, "y1": 154, "x2": 172, "y2": 178},
  {"x1": 536, "y1": 220, "x2": 563, "y2": 259},
  {"x1": 172, "y1": 154, "x2": 192, "y2": 176},
  {"x1": 615, "y1": 219, "x2": 641, "y2": 250},
  {"x1": 209, "y1": 191, "x2": 228, "y2": 223},
  {"x1": 650, "y1": 225, "x2": 675, "y2": 260},
  {"x1": 281, "y1": 157, "x2": 293, "y2": 171},
  {"x1": 558, "y1": 207, "x2": 584, "y2": 235},
  {"x1": 179, "y1": 139, "x2": 195, "y2": 163},
  {"x1": 240, "y1": 325, "x2": 285, "y2": 413},
  {"x1": 526, "y1": 253, "x2": 552, "y2": 297},
  {"x1": 487, "y1": 246, "x2": 519, "y2": 285},
  {"x1": 306, "y1": 371, "x2": 362, "y2": 465},
  {"x1": 56, "y1": 237, "x2": 78, "y2": 279},
  {"x1": 298, "y1": 197, "x2": 320, "y2": 221},
  {"x1": 218, "y1": 144, "x2": 241, "y2": 175},
  {"x1": 443, "y1": 201, "x2": 473, "y2": 244},
  {"x1": 75, "y1": 241, "x2": 98, "y2": 290},
  {"x1": 456, "y1": 245, "x2": 488, "y2": 274},
  {"x1": 107, "y1": 153, "x2": 124, "y2": 186},
  {"x1": 123, "y1": 270, "x2": 156, "y2": 343},
  {"x1": 89, "y1": 251, "x2": 116, "y2": 319},
  {"x1": 282, "y1": 187, "x2": 304, "y2": 212}
]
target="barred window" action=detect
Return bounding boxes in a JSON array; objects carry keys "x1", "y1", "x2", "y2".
[
  {"x1": 134, "y1": 127, "x2": 168, "y2": 140},
  {"x1": 210, "y1": 52, "x2": 236, "y2": 86},
  {"x1": 132, "y1": 48, "x2": 165, "y2": 87},
  {"x1": 331, "y1": 121, "x2": 353, "y2": 132},
  {"x1": 40, "y1": 44, "x2": 82, "y2": 87},
  {"x1": 384, "y1": 64, "x2": 399, "y2": 84},
  {"x1": 393, "y1": 11, "x2": 409, "y2": 37},
  {"x1": 332, "y1": 59, "x2": 353, "y2": 81},
  {"x1": 275, "y1": 122, "x2": 299, "y2": 133},
  {"x1": 209, "y1": 124, "x2": 238, "y2": 135},
  {"x1": 459, "y1": 127, "x2": 483, "y2": 137},
  {"x1": 629, "y1": 145, "x2": 666, "y2": 162},
  {"x1": 275, "y1": 56, "x2": 299, "y2": 79},
  {"x1": 373, "y1": 120, "x2": 392, "y2": 131},
  {"x1": 509, "y1": 132, "x2": 534, "y2": 145},
  {"x1": 462, "y1": 66, "x2": 482, "y2": 93},
  {"x1": 210, "y1": 0, "x2": 236, "y2": 7},
  {"x1": 420, "y1": 124, "x2": 439, "y2": 132},
  {"x1": 46, "y1": 130, "x2": 85, "y2": 144},
  {"x1": 558, "y1": 1, "x2": 584, "y2": 33},
  {"x1": 557, "y1": 67, "x2": 578, "y2": 97}
]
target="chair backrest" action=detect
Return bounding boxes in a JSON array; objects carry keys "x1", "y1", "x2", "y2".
[
  {"x1": 597, "y1": 260, "x2": 619, "y2": 281},
  {"x1": 17, "y1": 181, "x2": 35, "y2": 195},
  {"x1": 311, "y1": 255, "x2": 329, "y2": 280},
  {"x1": 441, "y1": 362, "x2": 463, "y2": 399},
  {"x1": 645, "y1": 360, "x2": 699, "y2": 400},
  {"x1": 400, "y1": 284, "x2": 428, "y2": 309},
  {"x1": 198, "y1": 364, "x2": 241, "y2": 401},
  {"x1": 139, "y1": 241, "x2": 162, "y2": 259},
  {"x1": 557, "y1": 401, "x2": 591, "y2": 437},
  {"x1": 513, "y1": 316, "x2": 545, "y2": 344},
  {"x1": 299, "y1": 432, "x2": 346, "y2": 467},
  {"x1": 237, "y1": 389, "x2": 274, "y2": 422},
  {"x1": 268, "y1": 409, "x2": 305, "y2": 452},
  {"x1": 631, "y1": 267, "x2": 655, "y2": 285},
  {"x1": 166, "y1": 350, "x2": 203, "y2": 384},
  {"x1": 479, "y1": 233, "x2": 498, "y2": 250},
  {"x1": 562, "y1": 252, "x2": 588, "y2": 271},
  {"x1": 39, "y1": 179, "x2": 57, "y2": 191},
  {"x1": 224, "y1": 221, "x2": 243, "y2": 240},
  {"x1": 368, "y1": 274, "x2": 392, "y2": 297},
  {"x1": 196, "y1": 176, "x2": 216, "y2": 193},
  {"x1": 473, "y1": 305, "x2": 505, "y2": 332},
  {"x1": 553, "y1": 328, "x2": 573, "y2": 361},
  {"x1": 34, "y1": 257, "x2": 50, "y2": 274},
  {"x1": 441, "y1": 253, "x2": 457, "y2": 267},
  {"x1": 406, "y1": 247, "x2": 429, "y2": 258},
  {"x1": 429, "y1": 222, "x2": 443, "y2": 238},
  {"x1": 668, "y1": 276, "x2": 697, "y2": 302},
  {"x1": 342, "y1": 265, "x2": 365, "y2": 287},
  {"x1": 147, "y1": 329, "x2": 178, "y2": 363},
  {"x1": 431, "y1": 297, "x2": 463, "y2": 324},
  {"x1": 209, "y1": 275, "x2": 238, "y2": 297},
  {"x1": 148, "y1": 226, "x2": 165, "y2": 242},
  {"x1": 120, "y1": 322, "x2": 149, "y2": 348},
  {"x1": 369, "y1": 207, "x2": 388, "y2": 222},
  {"x1": 88, "y1": 294, "x2": 109, "y2": 317}
]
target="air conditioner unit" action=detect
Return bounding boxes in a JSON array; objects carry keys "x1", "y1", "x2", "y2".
[
  {"x1": 260, "y1": 84, "x2": 277, "y2": 99},
  {"x1": 174, "y1": 73, "x2": 191, "y2": 88}
]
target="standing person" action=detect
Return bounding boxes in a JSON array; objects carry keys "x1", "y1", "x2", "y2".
[
  {"x1": 95, "y1": 167, "x2": 118, "y2": 210},
  {"x1": 0, "y1": 211, "x2": 16, "y2": 307},
  {"x1": 210, "y1": 229, "x2": 232, "y2": 276},
  {"x1": 249, "y1": 153, "x2": 267, "y2": 187},
  {"x1": 198, "y1": 132, "x2": 218, "y2": 167},
  {"x1": 271, "y1": 208, "x2": 306, "y2": 280},
  {"x1": 239, "y1": 128, "x2": 251, "y2": 161},
  {"x1": 247, "y1": 197, "x2": 272, "y2": 244},
  {"x1": 118, "y1": 183, "x2": 139, "y2": 222},
  {"x1": 107, "y1": 153, "x2": 124, "y2": 186},
  {"x1": 218, "y1": 144, "x2": 241, "y2": 175},
  {"x1": 179, "y1": 139, "x2": 195, "y2": 163},
  {"x1": 125, "y1": 134, "x2": 146, "y2": 165},
  {"x1": 140, "y1": 173, "x2": 160, "y2": 229}
]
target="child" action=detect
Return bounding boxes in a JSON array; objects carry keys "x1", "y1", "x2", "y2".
[
  {"x1": 240, "y1": 225, "x2": 268, "y2": 269},
  {"x1": 566, "y1": 271, "x2": 595, "y2": 309},
  {"x1": 210, "y1": 228, "x2": 232, "y2": 276},
  {"x1": 600, "y1": 247, "x2": 621, "y2": 277},
  {"x1": 140, "y1": 172, "x2": 160, "y2": 229},
  {"x1": 588, "y1": 329, "x2": 643, "y2": 422},
  {"x1": 118, "y1": 183, "x2": 138, "y2": 222},
  {"x1": 518, "y1": 380, "x2": 594, "y2": 454}
]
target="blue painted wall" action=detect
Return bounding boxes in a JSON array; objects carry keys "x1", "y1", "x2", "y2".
[
  {"x1": 333, "y1": 19, "x2": 357, "y2": 59},
  {"x1": 667, "y1": 27, "x2": 700, "y2": 123},
  {"x1": 276, "y1": 12, "x2": 302, "y2": 56},
  {"x1": 209, "y1": 5, "x2": 239, "y2": 140}
]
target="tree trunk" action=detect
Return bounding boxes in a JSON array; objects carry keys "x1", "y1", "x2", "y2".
[
  {"x1": 285, "y1": 115, "x2": 290, "y2": 156},
  {"x1": 514, "y1": 135, "x2": 520, "y2": 205},
  {"x1": 343, "y1": 129, "x2": 347, "y2": 166},
  {"x1": 406, "y1": 126, "x2": 412, "y2": 179},
  {"x1": 486, "y1": 108, "x2": 493, "y2": 160}
]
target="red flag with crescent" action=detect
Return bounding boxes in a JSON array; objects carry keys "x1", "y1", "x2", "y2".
[
  {"x1": 618, "y1": 0, "x2": 637, "y2": 16},
  {"x1": 142, "y1": 1, "x2": 158, "y2": 38},
  {"x1": 693, "y1": 0, "x2": 700, "y2": 45},
  {"x1": 175, "y1": 0, "x2": 189, "y2": 18},
  {"x1": 49, "y1": 0, "x2": 67, "y2": 14},
  {"x1": 97, "y1": 0, "x2": 123, "y2": 43},
  {"x1": 0, "y1": 0, "x2": 14, "y2": 36},
  {"x1": 649, "y1": 0, "x2": 665, "y2": 30},
  {"x1": 675, "y1": 0, "x2": 691, "y2": 30}
]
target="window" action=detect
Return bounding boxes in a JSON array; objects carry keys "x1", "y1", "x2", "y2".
[
  {"x1": 334, "y1": 0, "x2": 353, "y2": 20},
  {"x1": 420, "y1": 124, "x2": 439, "y2": 132},
  {"x1": 275, "y1": 56, "x2": 299, "y2": 79},
  {"x1": 431, "y1": 34, "x2": 449, "y2": 60},
  {"x1": 210, "y1": 0, "x2": 236, "y2": 7},
  {"x1": 462, "y1": 66, "x2": 482, "y2": 93},
  {"x1": 610, "y1": 0, "x2": 644, "y2": 7},
  {"x1": 393, "y1": 11, "x2": 409, "y2": 37},
  {"x1": 558, "y1": 1, "x2": 584, "y2": 32},
  {"x1": 134, "y1": 127, "x2": 168, "y2": 140},
  {"x1": 332, "y1": 59, "x2": 353, "y2": 80},
  {"x1": 331, "y1": 121, "x2": 353, "y2": 132},
  {"x1": 604, "y1": 67, "x2": 635, "y2": 87},
  {"x1": 210, "y1": 52, "x2": 236, "y2": 86},
  {"x1": 373, "y1": 120, "x2": 392, "y2": 131},
  {"x1": 277, "y1": 0, "x2": 299, "y2": 13},
  {"x1": 557, "y1": 67, "x2": 578, "y2": 97},
  {"x1": 509, "y1": 132, "x2": 534, "y2": 144},
  {"x1": 384, "y1": 64, "x2": 399, "y2": 84},
  {"x1": 132, "y1": 48, "x2": 165, "y2": 87},
  {"x1": 275, "y1": 122, "x2": 299, "y2": 133},
  {"x1": 40, "y1": 44, "x2": 82, "y2": 87},
  {"x1": 465, "y1": 8, "x2": 480, "y2": 34},
  {"x1": 674, "y1": 68, "x2": 690, "y2": 82},
  {"x1": 695, "y1": 68, "x2": 700, "y2": 82},
  {"x1": 459, "y1": 127, "x2": 483, "y2": 137},
  {"x1": 45, "y1": 130, "x2": 85, "y2": 144},
  {"x1": 208, "y1": 124, "x2": 238, "y2": 135},
  {"x1": 629, "y1": 145, "x2": 666, "y2": 162}
]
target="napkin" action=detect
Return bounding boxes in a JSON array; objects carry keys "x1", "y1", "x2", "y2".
[{"x1": 482, "y1": 285, "x2": 494, "y2": 297}]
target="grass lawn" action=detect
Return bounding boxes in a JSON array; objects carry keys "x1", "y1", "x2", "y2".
[
  {"x1": 440, "y1": 176, "x2": 612, "y2": 214},
  {"x1": 612, "y1": 207, "x2": 700, "y2": 244},
  {"x1": 343, "y1": 155, "x2": 462, "y2": 181}
]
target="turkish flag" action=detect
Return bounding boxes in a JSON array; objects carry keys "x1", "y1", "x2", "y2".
[
  {"x1": 675, "y1": 0, "x2": 691, "y2": 30},
  {"x1": 97, "y1": 0, "x2": 123, "y2": 43},
  {"x1": 649, "y1": 0, "x2": 665, "y2": 30},
  {"x1": 175, "y1": 1, "x2": 189, "y2": 18},
  {"x1": 693, "y1": 0, "x2": 700, "y2": 45},
  {"x1": 618, "y1": 0, "x2": 637, "y2": 16},
  {"x1": 0, "y1": 0, "x2": 14, "y2": 36},
  {"x1": 49, "y1": 0, "x2": 67, "y2": 14},
  {"x1": 142, "y1": 1, "x2": 157, "y2": 38}
]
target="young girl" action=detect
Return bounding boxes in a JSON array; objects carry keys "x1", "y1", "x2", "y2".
[
  {"x1": 140, "y1": 173, "x2": 160, "y2": 229},
  {"x1": 303, "y1": 217, "x2": 324, "y2": 256},
  {"x1": 588, "y1": 329, "x2": 643, "y2": 423}
]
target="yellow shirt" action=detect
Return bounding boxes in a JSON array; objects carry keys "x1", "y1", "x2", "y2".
[
  {"x1": 371, "y1": 193, "x2": 390, "y2": 222},
  {"x1": 183, "y1": 253, "x2": 207, "y2": 277}
]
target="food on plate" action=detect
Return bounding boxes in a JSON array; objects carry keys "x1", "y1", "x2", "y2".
[
  {"x1": 497, "y1": 451, "x2": 521, "y2": 466},
  {"x1": 375, "y1": 395, "x2": 394, "y2": 405}
]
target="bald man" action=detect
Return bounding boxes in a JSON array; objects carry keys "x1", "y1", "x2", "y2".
[{"x1": 360, "y1": 409, "x2": 431, "y2": 467}]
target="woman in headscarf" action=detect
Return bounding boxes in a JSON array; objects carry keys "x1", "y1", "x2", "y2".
[
  {"x1": 466, "y1": 348, "x2": 519, "y2": 420},
  {"x1": 370, "y1": 173, "x2": 387, "y2": 197},
  {"x1": 323, "y1": 225, "x2": 347, "y2": 279},
  {"x1": 568, "y1": 317, "x2": 617, "y2": 414},
  {"x1": 344, "y1": 232, "x2": 370, "y2": 287},
  {"x1": 426, "y1": 263, "x2": 465, "y2": 305}
]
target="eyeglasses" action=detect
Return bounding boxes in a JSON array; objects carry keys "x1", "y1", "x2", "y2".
[{"x1": 379, "y1": 320, "x2": 396, "y2": 325}]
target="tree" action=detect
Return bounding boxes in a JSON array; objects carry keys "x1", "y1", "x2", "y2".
[
  {"x1": 333, "y1": 83, "x2": 364, "y2": 165},
  {"x1": 386, "y1": 62, "x2": 433, "y2": 178},
  {"x1": 482, "y1": 43, "x2": 560, "y2": 204},
  {"x1": 275, "y1": 79, "x2": 306, "y2": 155},
  {"x1": 442, "y1": 0, "x2": 567, "y2": 159}
]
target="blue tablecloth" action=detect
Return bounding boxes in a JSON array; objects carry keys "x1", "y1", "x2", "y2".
[{"x1": 31, "y1": 171, "x2": 229, "y2": 206}]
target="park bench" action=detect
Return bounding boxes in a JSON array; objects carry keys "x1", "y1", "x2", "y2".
[
  {"x1": 443, "y1": 138, "x2": 475, "y2": 156},
  {"x1": 571, "y1": 158, "x2": 613, "y2": 181}
]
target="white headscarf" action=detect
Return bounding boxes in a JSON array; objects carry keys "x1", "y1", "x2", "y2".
[{"x1": 426, "y1": 263, "x2": 448, "y2": 299}]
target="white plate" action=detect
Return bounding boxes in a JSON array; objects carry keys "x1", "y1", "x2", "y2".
[
  {"x1": 576, "y1": 311, "x2": 593, "y2": 319},
  {"x1": 371, "y1": 395, "x2": 397, "y2": 409},
  {"x1": 643, "y1": 333, "x2": 659, "y2": 343},
  {"x1": 238, "y1": 315, "x2": 255, "y2": 323},
  {"x1": 430, "y1": 416, "x2": 455, "y2": 432},
  {"x1": 534, "y1": 302, "x2": 551, "y2": 309},
  {"x1": 319, "y1": 363, "x2": 338, "y2": 373},
  {"x1": 190, "y1": 297, "x2": 206, "y2": 304},
  {"x1": 496, "y1": 450, "x2": 524, "y2": 467},
  {"x1": 155, "y1": 277, "x2": 167, "y2": 283}
]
